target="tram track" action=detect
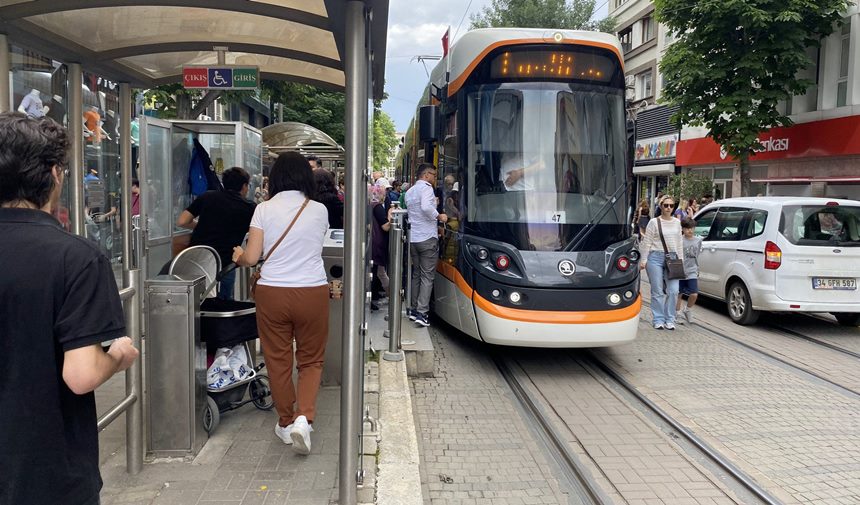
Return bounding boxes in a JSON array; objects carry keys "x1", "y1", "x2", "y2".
[
  {"x1": 579, "y1": 351, "x2": 782, "y2": 505},
  {"x1": 641, "y1": 298, "x2": 860, "y2": 400},
  {"x1": 765, "y1": 320, "x2": 860, "y2": 361},
  {"x1": 492, "y1": 352, "x2": 608, "y2": 505}
]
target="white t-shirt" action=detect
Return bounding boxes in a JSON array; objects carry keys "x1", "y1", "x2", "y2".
[{"x1": 250, "y1": 190, "x2": 329, "y2": 287}]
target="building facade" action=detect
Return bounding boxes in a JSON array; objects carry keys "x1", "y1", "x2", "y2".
[{"x1": 616, "y1": 0, "x2": 860, "y2": 201}]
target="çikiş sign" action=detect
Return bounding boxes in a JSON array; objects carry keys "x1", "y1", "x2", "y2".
[{"x1": 182, "y1": 66, "x2": 259, "y2": 90}]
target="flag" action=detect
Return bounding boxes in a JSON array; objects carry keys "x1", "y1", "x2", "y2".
[{"x1": 442, "y1": 27, "x2": 450, "y2": 57}]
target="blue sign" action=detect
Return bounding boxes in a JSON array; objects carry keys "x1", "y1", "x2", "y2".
[{"x1": 208, "y1": 68, "x2": 233, "y2": 88}]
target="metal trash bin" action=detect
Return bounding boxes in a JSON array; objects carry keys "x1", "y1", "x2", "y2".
[
  {"x1": 144, "y1": 274, "x2": 207, "y2": 458},
  {"x1": 322, "y1": 229, "x2": 345, "y2": 386}
]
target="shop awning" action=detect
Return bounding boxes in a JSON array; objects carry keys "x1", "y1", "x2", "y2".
[
  {"x1": 633, "y1": 163, "x2": 675, "y2": 175},
  {"x1": 752, "y1": 177, "x2": 860, "y2": 184},
  {"x1": 0, "y1": 0, "x2": 389, "y2": 98}
]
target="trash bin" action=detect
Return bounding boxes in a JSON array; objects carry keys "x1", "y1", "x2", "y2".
[
  {"x1": 322, "y1": 229, "x2": 344, "y2": 386},
  {"x1": 144, "y1": 274, "x2": 207, "y2": 458}
]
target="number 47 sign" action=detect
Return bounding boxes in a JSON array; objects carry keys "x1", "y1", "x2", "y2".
[{"x1": 546, "y1": 211, "x2": 566, "y2": 224}]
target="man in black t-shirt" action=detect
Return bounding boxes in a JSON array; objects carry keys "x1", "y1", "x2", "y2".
[
  {"x1": 0, "y1": 113, "x2": 139, "y2": 505},
  {"x1": 177, "y1": 167, "x2": 256, "y2": 299}
]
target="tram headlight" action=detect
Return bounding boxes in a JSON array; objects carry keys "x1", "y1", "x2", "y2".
[
  {"x1": 491, "y1": 289, "x2": 502, "y2": 299},
  {"x1": 629, "y1": 249, "x2": 640, "y2": 262},
  {"x1": 623, "y1": 290, "x2": 634, "y2": 300},
  {"x1": 509, "y1": 291, "x2": 522, "y2": 304},
  {"x1": 476, "y1": 248, "x2": 489, "y2": 261},
  {"x1": 607, "y1": 293, "x2": 622, "y2": 306}
]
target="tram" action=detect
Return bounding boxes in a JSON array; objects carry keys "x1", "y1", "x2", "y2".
[{"x1": 403, "y1": 28, "x2": 641, "y2": 347}]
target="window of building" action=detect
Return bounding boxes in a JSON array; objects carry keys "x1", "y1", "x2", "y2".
[
  {"x1": 837, "y1": 18, "x2": 851, "y2": 107},
  {"x1": 641, "y1": 16, "x2": 654, "y2": 44},
  {"x1": 619, "y1": 28, "x2": 632, "y2": 53},
  {"x1": 636, "y1": 70, "x2": 653, "y2": 100}
]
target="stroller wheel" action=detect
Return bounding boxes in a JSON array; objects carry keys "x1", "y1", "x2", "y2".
[
  {"x1": 203, "y1": 396, "x2": 220, "y2": 433},
  {"x1": 250, "y1": 376, "x2": 274, "y2": 411}
]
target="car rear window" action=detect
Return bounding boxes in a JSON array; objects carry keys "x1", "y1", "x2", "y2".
[{"x1": 780, "y1": 205, "x2": 860, "y2": 246}]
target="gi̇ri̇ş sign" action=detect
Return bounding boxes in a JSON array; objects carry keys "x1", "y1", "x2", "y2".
[{"x1": 183, "y1": 66, "x2": 259, "y2": 90}]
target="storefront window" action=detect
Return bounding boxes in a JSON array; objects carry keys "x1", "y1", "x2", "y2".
[{"x1": 10, "y1": 45, "x2": 70, "y2": 229}]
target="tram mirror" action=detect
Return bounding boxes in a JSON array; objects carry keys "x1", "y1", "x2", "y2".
[{"x1": 419, "y1": 105, "x2": 439, "y2": 142}]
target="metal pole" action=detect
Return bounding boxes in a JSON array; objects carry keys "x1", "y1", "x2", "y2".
[
  {"x1": 124, "y1": 268, "x2": 143, "y2": 474},
  {"x1": 383, "y1": 210, "x2": 406, "y2": 361},
  {"x1": 0, "y1": 34, "x2": 10, "y2": 113},
  {"x1": 68, "y1": 63, "x2": 85, "y2": 236},
  {"x1": 120, "y1": 83, "x2": 133, "y2": 270},
  {"x1": 339, "y1": 3, "x2": 368, "y2": 504},
  {"x1": 405, "y1": 221, "x2": 413, "y2": 312}
]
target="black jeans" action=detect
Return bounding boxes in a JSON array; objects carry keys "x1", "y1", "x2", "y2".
[{"x1": 81, "y1": 494, "x2": 100, "y2": 505}]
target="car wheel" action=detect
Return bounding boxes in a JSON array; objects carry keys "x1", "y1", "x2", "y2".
[
  {"x1": 831, "y1": 312, "x2": 860, "y2": 326},
  {"x1": 727, "y1": 281, "x2": 759, "y2": 325}
]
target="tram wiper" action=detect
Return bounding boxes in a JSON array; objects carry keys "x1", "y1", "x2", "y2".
[{"x1": 562, "y1": 180, "x2": 629, "y2": 252}]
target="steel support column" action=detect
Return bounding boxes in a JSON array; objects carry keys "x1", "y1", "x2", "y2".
[
  {"x1": 68, "y1": 63, "x2": 85, "y2": 236},
  {"x1": 0, "y1": 34, "x2": 10, "y2": 113},
  {"x1": 120, "y1": 83, "x2": 133, "y2": 269},
  {"x1": 339, "y1": 2, "x2": 368, "y2": 504}
]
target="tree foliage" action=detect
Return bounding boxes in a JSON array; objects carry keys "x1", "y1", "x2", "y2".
[
  {"x1": 656, "y1": 0, "x2": 850, "y2": 196},
  {"x1": 470, "y1": 0, "x2": 616, "y2": 32},
  {"x1": 666, "y1": 171, "x2": 714, "y2": 203},
  {"x1": 372, "y1": 109, "x2": 398, "y2": 171}
]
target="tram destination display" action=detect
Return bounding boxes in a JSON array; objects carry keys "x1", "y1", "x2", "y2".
[{"x1": 489, "y1": 48, "x2": 616, "y2": 82}]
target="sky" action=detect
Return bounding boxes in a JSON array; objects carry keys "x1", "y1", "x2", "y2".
[{"x1": 382, "y1": 0, "x2": 612, "y2": 133}]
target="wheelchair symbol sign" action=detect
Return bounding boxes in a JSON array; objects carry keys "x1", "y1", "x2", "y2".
[{"x1": 208, "y1": 68, "x2": 233, "y2": 88}]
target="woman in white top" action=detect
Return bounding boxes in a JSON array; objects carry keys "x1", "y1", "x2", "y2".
[
  {"x1": 638, "y1": 194, "x2": 685, "y2": 330},
  {"x1": 232, "y1": 152, "x2": 329, "y2": 455}
]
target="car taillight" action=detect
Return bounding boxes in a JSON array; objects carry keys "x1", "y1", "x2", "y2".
[
  {"x1": 765, "y1": 241, "x2": 781, "y2": 270},
  {"x1": 616, "y1": 256, "x2": 630, "y2": 271},
  {"x1": 826, "y1": 201, "x2": 839, "y2": 206},
  {"x1": 495, "y1": 254, "x2": 511, "y2": 271}
]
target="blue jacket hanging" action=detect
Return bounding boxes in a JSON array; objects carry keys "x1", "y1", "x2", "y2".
[{"x1": 189, "y1": 138, "x2": 222, "y2": 196}]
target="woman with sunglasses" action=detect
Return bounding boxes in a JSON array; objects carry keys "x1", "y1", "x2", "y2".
[{"x1": 638, "y1": 195, "x2": 685, "y2": 329}]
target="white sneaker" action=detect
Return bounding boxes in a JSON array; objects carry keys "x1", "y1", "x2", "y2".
[
  {"x1": 665, "y1": 322, "x2": 676, "y2": 330},
  {"x1": 290, "y1": 415, "x2": 312, "y2": 455},
  {"x1": 676, "y1": 311, "x2": 686, "y2": 325},
  {"x1": 275, "y1": 422, "x2": 293, "y2": 445},
  {"x1": 653, "y1": 322, "x2": 665, "y2": 330},
  {"x1": 685, "y1": 309, "x2": 693, "y2": 325}
]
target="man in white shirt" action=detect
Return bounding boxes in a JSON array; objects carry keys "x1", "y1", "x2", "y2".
[{"x1": 405, "y1": 163, "x2": 447, "y2": 327}]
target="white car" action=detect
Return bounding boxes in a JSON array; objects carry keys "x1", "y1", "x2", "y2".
[{"x1": 691, "y1": 197, "x2": 860, "y2": 326}]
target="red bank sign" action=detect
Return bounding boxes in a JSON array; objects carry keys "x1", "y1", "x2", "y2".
[{"x1": 676, "y1": 115, "x2": 860, "y2": 166}]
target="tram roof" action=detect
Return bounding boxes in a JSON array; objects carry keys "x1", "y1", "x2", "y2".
[
  {"x1": 431, "y1": 28, "x2": 623, "y2": 95},
  {"x1": 0, "y1": 0, "x2": 389, "y2": 98}
]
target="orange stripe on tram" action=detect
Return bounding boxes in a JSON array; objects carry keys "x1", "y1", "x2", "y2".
[{"x1": 436, "y1": 261, "x2": 641, "y2": 324}]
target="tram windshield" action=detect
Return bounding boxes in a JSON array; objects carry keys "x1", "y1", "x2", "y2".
[{"x1": 465, "y1": 83, "x2": 628, "y2": 251}]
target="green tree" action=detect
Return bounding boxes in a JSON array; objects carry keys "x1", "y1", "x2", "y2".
[
  {"x1": 372, "y1": 109, "x2": 398, "y2": 172},
  {"x1": 665, "y1": 171, "x2": 714, "y2": 204},
  {"x1": 656, "y1": 0, "x2": 850, "y2": 196},
  {"x1": 470, "y1": 0, "x2": 616, "y2": 32}
]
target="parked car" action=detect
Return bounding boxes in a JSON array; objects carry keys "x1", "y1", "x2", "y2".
[{"x1": 691, "y1": 197, "x2": 860, "y2": 326}]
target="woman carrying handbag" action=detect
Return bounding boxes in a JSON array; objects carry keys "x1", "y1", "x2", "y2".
[
  {"x1": 232, "y1": 152, "x2": 330, "y2": 455},
  {"x1": 638, "y1": 195, "x2": 685, "y2": 330}
]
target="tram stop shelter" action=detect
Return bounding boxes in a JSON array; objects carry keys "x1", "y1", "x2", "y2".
[
  {"x1": 263, "y1": 121, "x2": 346, "y2": 169},
  {"x1": 0, "y1": 2, "x2": 388, "y2": 504}
]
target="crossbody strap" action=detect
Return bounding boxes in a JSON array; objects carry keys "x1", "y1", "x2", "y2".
[
  {"x1": 656, "y1": 218, "x2": 671, "y2": 254},
  {"x1": 262, "y1": 198, "x2": 309, "y2": 263}
]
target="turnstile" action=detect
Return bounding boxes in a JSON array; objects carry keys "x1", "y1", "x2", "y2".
[{"x1": 322, "y1": 229, "x2": 345, "y2": 385}]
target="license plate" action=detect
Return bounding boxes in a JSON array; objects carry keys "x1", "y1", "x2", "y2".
[{"x1": 812, "y1": 277, "x2": 857, "y2": 290}]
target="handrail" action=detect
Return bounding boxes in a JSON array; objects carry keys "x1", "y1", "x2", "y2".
[{"x1": 96, "y1": 269, "x2": 143, "y2": 474}]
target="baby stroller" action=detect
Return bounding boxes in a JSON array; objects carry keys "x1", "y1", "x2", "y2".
[{"x1": 169, "y1": 246, "x2": 273, "y2": 434}]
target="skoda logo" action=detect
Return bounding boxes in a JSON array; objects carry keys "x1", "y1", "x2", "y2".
[{"x1": 558, "y1": 260, "x2": 576, "y2": 276}]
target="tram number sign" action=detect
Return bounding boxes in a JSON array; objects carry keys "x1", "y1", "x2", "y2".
[
  {"x1": 183, "y1": 66, "x2": 259, "y2": 90},
  {"x1": 546, "y1": 211, "x2": 566, "y2": 224}
]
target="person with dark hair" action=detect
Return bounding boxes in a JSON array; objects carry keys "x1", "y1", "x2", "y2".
[
  {"x1": 0, "y1": 112, "x2": 139, "y2": 505},
  {"x1": 675, "y1": 217, "x2": 702, "y2": 325},
  {"x1": 306, "y1": 155, "x2": 322, "y2": 169},
  {"x1": 177, "y1": 166, "x2": 255, "y2": 299},
  {"x1": 313, "y1": 168, "x2": 344, "y2": 229},
  {"x1": 232, "y1": 151, "x2": 329, "y2": 455},
  {"x1": 405, "y1": 163, "x2": 447, "y2": 327}
]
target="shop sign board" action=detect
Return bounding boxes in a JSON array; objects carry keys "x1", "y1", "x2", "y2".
[
  {"x1": 635, "y1": 133, "x2": 678, "y2": 163},
  {"x1": 183, "y1": 66, "x2": 259, "y2": 89},
  {"x1": 676, "y1": 115, "x2": 860, "y2": 166}
]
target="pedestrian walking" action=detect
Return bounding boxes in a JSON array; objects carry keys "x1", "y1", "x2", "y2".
[
  {"x1": 405, "y1": 163, "x2": 447, "y2": 327},
  {"x1": 634, "y1": 198, "x2": 650, "y2": 238},
  {"x1": 176, "y1": 167, "x2": 256, "y2": 299},
  {"x1": 232, "y1": 152, "x2": 329, "y2": 455},
  {"x1": 676, "y1": 218, "x2": 703, "y2": 325},
  {"x1": 313, "y1": 168, "x2": 344, "y2": 229},
  {"x1": 639, "y1": 194, "x2": 685, "y2": 330},
  {"x1": 369, "y1": 185, "x2": 393, "y2": 300},
  {"x1": 0, "y1": 112, "x2": 139, "y2": 505}
]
